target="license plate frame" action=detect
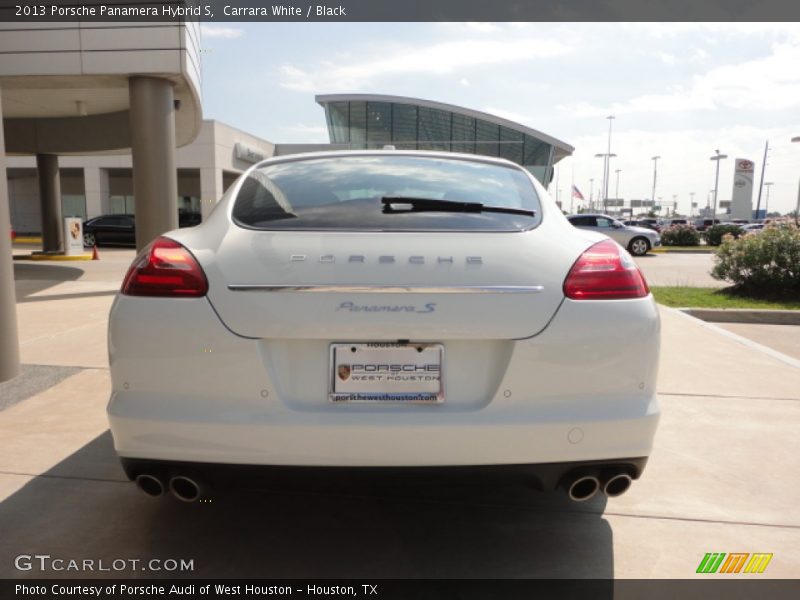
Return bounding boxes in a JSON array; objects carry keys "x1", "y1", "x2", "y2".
[{"x1": 329, "y1": 342, "x2": 445, "y2": 404}]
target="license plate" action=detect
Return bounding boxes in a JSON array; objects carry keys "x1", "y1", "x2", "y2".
[{"x1": 329, "y1": 343, "x2": 444, "y2": 403}]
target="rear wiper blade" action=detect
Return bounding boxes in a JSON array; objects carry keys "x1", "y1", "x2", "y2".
[{"x1": 381, "y1": 196, "x2": 535, "y2": 217}]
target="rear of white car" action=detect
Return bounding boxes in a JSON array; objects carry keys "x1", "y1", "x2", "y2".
[{"x1": 107, "y1": 152, "x2": 660, "y2": 503}]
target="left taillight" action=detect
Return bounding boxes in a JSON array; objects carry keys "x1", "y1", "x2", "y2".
[{"x1": 121, "y1": 237, "x2": 208, "y2": 297}]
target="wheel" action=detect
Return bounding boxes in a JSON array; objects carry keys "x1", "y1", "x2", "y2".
[
  {"x1": 83, "y1": 232, "x2": 96, "y2": 247},
  {"x1": 628, "y1": 237, "x2": 650, "y2": 256}
]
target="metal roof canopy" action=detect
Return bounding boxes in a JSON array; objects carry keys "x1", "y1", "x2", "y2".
[{"x1": 315, "y1": 93, "x2": 574, "y2": 162}]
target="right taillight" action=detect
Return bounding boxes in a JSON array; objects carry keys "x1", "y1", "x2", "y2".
[
  {"x1": 563, "y1": 239, "x2": 649, "y2": 300},
  {"x1": 121, "y1": 237, "x2": 208, "y2": 297}
]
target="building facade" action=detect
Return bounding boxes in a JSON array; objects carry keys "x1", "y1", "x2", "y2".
[{"x1": 316, "y1": 94, "x2": 574, "y2": 187}]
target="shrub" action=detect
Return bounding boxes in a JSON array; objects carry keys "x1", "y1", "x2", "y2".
[
  {"x1": 704, "y1": 224, "x2": 742, "y2": 246},
  {"x1": 711, "y1": 222, "x2": 800, "y2": 293},
  {"x1": 660, "y1": 224, "x2": 700, "y2": 246}
]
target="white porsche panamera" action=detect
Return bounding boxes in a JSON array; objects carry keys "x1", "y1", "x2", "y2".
[{"x1": 107, "y1": 151, "x2": 660, "y2": 503}]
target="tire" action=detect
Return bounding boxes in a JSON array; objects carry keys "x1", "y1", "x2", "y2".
[
  {"x1": 83, "y1": 232, "x2": 96, "y2": 247},
  {"x1": 628, "y1": 237, "x2": 650, "y2": 256}
]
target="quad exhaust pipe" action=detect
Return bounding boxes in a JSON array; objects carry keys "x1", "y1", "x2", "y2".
[
  {"x1": 134, "y1": 474, "x2": 165, "y2": 497},
  {"x1": 134, "y1": 473, "x2": 206, "y2": 502},
  {"x1": 565, "y1": 475, "x2": 601, "y2": 502},
  {"x1": 562, "y1": 470, "x2": 633, "y2": 502},
  {"x1": 168, "y1": 475, "x2": 205, "y2": 503},
  {"x1": 603, "y1": 473, "x2": 633, "y2": 497}
]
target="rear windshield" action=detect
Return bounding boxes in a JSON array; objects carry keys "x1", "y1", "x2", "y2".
[{"x1": 232, "y1": 155, "x2": 541, "y2": 232}]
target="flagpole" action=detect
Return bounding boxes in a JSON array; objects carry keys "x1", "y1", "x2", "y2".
[{"x1": 570, "y1": 163, "x2": 575, "y2": 213}]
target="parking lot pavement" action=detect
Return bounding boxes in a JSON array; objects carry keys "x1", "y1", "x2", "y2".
[
  {"x1": 715, "y1": 323, "x2": 800, "y2": 361},
  {"x1": 0, "y1": 256, "x2": 799, "y2": 579},
  {"x1": 635, "y1": 252, "x2": 725, "y2": 288}
]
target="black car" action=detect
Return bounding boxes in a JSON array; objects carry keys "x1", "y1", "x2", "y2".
[
  {"x1": 83, "y1": 212, "x2": 202, "y2": 247},
  {"x1": 693, "y1": 219, "x2": 721, "y2": 232},
  {"x1": 82, "y1": 214, "x2": 136, "y2": 247}
]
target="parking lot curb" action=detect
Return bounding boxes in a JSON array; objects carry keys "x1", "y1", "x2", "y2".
[
  {"x1": 12, "y1": 253, "x2": 93, "y2": 262},
  {"x1": 680, "y1": 308, "x2": 800, "y2": 325}
]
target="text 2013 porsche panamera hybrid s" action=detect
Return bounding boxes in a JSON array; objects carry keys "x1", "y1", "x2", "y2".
[{"x1": 107, "y1": 151, "x2": 660, "y2": 503}]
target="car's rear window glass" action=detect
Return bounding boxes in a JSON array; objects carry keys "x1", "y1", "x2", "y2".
[{"x1": 232, "y1": 155, "x2": 541, "y2": 232}]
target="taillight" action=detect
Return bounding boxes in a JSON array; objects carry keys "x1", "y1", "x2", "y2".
[
  {"x1": 563, "y1": 239, "x2": 649, "y2": 300},
  {"x1": 121, "y1": 237, "x2": 208, "y2": 297}
]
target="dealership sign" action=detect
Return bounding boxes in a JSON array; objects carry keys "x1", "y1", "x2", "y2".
[{"x1": 730, "y1": 157, "x2": 754, "y2": 220}]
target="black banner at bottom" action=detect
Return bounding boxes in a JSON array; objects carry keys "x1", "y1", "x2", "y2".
[{"x1": 4, "y1": 579, "x2": 800, "y2": 600}]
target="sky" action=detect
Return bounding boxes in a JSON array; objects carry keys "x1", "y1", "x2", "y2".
[{"x1": 198, "y1": 22, "x2": 800, "y2": 216}]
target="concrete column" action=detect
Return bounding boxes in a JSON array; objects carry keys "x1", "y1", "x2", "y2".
[
  {"x1": 36, "y1": 153, "x2": 63, "y2": 253},
  {"x1": 129, "y1": 76, "x2": 178, "y2": 250},
  {"x1": 0, "y1": 91, "x2": 21, "y2": 382},
  {"x1": 83, "y1": 166, "x2": 110, "y2": 218},
  {"x1": 200, "y1": 167, "x2": 223, "y2": 220}
]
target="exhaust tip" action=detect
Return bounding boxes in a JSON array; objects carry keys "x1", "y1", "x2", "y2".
[
  {"x1": 604, "y1": 473, "x2": 633, "y2": 497},
  {"x1": 169, "y1": 475, "x2": 202, "y2": 503},
  {"x1": 567, "y1": 475, "x2": 600, "y2": 502},
  {"x1": 135, "y1": 474, "x2": 165, "y2": 497}
]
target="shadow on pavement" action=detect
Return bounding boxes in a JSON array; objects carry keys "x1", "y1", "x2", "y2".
[
  {"x1": 13, "y1": 263, "x2": 84, "y2": 298},
  {"x1": 0, "y1": 432, "x2": 614, "y2": 583}
]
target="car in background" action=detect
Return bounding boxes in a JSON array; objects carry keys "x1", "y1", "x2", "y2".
[
  {"x1": 740, "y1": 223, "x2": 764, "y2": 233},
  {"x1": 693, "y1": 218, "x2": 721, "y2": 232},
  {"x1": 623, "y1": 218, "x2": 661, "y2": 233},
  {"x1": 567, "y1": 213, "x2": 661, "y2": 256},
  {"x1": 82, "y1": 214, "x2": 136, "y2": 247},
  {"x1": 83, "y1": 212, "x2": 202, "y2": 247},
  {"x1": 664, "y1": 218, "x2": 689, "y2": 227},
  {"x1": 639, "y1": 218, "x2": 661, "y2": 232},
  {"x1": 108, "y1": 151, "x2": 661, "y2": 505}
]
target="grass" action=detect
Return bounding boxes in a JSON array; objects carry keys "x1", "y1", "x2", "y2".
[{"x1": 651, "y1": 286, "x2": 800, "y2": 310}]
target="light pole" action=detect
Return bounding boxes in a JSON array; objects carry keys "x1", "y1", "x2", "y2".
[
  {"x1": 589, "y1": 178, "x2": 594, "y2": 212},
  {"x1": 689, "y1": 192, "x2": 695, "y2": 218},
  {"x1": 672, "y1": 194, "x2": 678, "y2": 217},
  {"x1": 763, "y1": 182, "x2": 773, "y2": 218},
  {"x1": 604, "y1": 115, "x2": 615, "y2": 204},
  {"x1": 793, "y1": 137, "x2": 800, "y2": 224},
  {"x1": 595, "y1": 152, "x2": 617, "y2": 212},
  {"x1": 615, "y1": 168, "x2": 622, "y2": 199},
  {"x1": 710, "y1": 149, "x2": 728, "y2": 223},
  {"x1": 651, "y1": 156, "x2": 660, "y2": 205}
]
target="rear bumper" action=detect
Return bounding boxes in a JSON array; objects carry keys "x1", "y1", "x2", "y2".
[
  {"x1": 109, "y1": 400, "x2": 659, "y2": 467},
  {"x1": 120, "y1": 456, "x2": 650, "y2": 492},
  {"x1": 108, "y1": 294, "x2": 661, "y2": 468}
]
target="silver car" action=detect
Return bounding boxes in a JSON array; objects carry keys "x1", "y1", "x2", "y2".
[{"x1": 567, "y1": 214, "x2": 661, "y2": 256}]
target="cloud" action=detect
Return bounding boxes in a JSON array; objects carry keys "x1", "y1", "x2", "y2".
[
  {"x1": 657, "y1": 52, "x2": 679, "y2": 65},
  {"x1": 279, "y1": 37, "x2": 574, "y2": 92},
  {"x1": 201, "y1": 25, "x2": 245, "y2": 39},
  {"x1": 557, "y1": 41, "x2": 800, "y2": 117}
]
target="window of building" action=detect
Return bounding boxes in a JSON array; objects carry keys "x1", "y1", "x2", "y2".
[
  {"x1": 366, "y1": 102, "x2": 392, "y2": 148},
  {"x1": 391, "y1": 103, "x2": 418, "y2": 150},
  {"x1": 417, "y1": 107, "x2": 451, "y2": 151},
  {"x1": 475, "y1": 120, "x2": 500, "y2": 157}
]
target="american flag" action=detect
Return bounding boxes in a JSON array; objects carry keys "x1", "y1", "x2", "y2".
[{"x1": 571, "y1": 185, "x2": 585, "y2": 201}]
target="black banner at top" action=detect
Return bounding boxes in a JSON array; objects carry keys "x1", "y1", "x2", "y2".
[{"x1": 2, "y1": 0, "x2": 800, "y2": 22}]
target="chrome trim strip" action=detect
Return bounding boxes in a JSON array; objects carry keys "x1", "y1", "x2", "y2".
[{"x1": 227, "y1": 284, "x2": 545, "y2": 294}]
